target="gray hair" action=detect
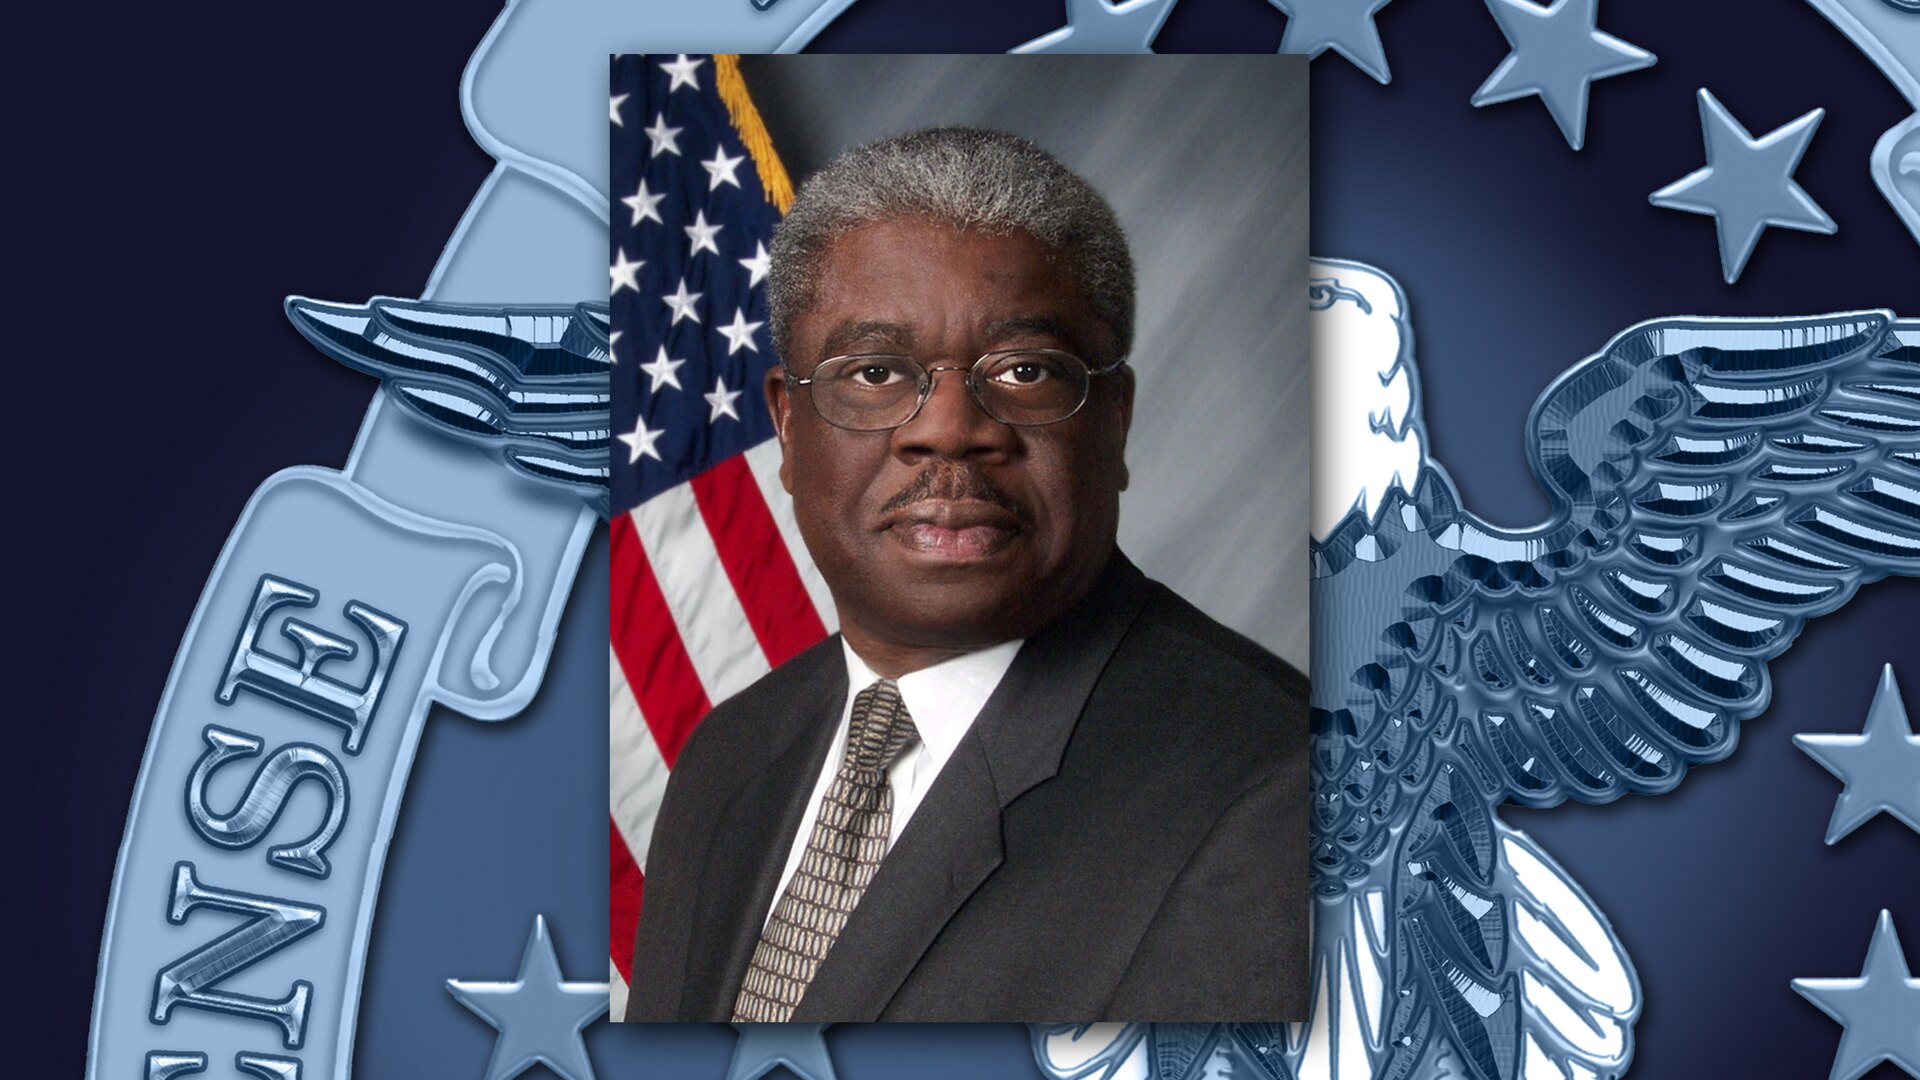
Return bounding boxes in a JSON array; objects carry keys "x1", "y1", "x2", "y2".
[{"x1": 768, "y1": 126, "x2": 1136, "y2": 363}]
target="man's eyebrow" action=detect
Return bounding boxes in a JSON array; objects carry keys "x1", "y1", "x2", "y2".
[
  {"x1": 983, "y1": 314, "x2": 1076, "y2": 347},
  {"x1": 821, "y1": 320, "x2": 915, "y2": 357}
]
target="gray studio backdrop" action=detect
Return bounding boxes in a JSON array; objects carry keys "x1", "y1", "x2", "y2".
[{"x1": 739, "y1": 54, "x2": 1311, "y2": 666}]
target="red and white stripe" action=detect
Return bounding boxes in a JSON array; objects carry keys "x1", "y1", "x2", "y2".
[{"x1": 608, "y1": 437, "x2": 834, "y2": 1016}]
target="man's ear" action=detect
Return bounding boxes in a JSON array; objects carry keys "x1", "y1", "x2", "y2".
[
  {"x1": 765, "y1": 365, "x2": 796, "y2": 493},
  {"x1": 1112, "y1": 365, "x2": 1135, "y2": 491},
  {"x1": 1114, "y1": 364, "x2": 1135, "y2": 436}
]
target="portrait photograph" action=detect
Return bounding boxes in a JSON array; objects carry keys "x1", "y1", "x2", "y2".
[{"x1": 607, "y1": 53, "x2": 1311, "y2": 1024}]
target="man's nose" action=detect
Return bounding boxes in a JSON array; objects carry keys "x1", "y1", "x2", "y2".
[{"x1": 893, "y1": 367, "x2": 1017, "y2": 459}]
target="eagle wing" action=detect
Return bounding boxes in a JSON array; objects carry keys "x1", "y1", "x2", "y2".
[
  {"x1": 285, "y1": 295, "x2": 613, "y2": 516},
  {"x1": 1312, "y1": 303, "x2": 1915, "y2": 1080}
]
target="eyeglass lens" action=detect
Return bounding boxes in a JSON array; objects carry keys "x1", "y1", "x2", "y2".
[{"x1": 808, "y1": 352, "x2": 1091, "y2": 431}]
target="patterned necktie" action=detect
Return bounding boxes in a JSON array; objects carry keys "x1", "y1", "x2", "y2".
[{"x1": 732, "y1": 678, "x2": 920, "y2": 1022}]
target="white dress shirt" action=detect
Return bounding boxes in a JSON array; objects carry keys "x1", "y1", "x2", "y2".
[{"x1": 762, "y1": 638, "x2": 1024, "y2": 928}]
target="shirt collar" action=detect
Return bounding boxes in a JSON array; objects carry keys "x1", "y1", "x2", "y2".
[{"x1": 841, "y1": 638, "x2": 1025, "y2": 766}]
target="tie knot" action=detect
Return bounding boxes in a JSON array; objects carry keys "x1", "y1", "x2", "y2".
[{"x1": 845, "y1": 678, "x2": 918, "y2": 773}]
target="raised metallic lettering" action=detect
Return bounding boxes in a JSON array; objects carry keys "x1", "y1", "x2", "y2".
[
  {"x1": 150, "y1": 863, "x2": 325, "y2": 1048},
  {"x1": 185, "y1": 726, "x2": 349, "y2": 878},
  {"x1": 217, "y1": 575, "x2": 406, "y2": 754}
]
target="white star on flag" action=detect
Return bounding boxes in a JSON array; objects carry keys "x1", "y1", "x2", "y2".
[
  {"x1": 609, "y1": 248, "x2": 644, "y2": 295},
  {"x1": 703, "y1": 146, "x2": 746, "y2": 191},
  {"x1": 659, "y1": 54, "x2": 705, "y2": 92},
  {"x1": 642, "y1": 346, "x2": 687, "y2": 392},
  {"x1": 663, "y1": 279, "x2": 702, "y2": 325},
  {"x1": 644, "y1": 113, "x2": 682, "y2": 158},
  {"x1": 740, "y1": 241, "x2": 772, "y2": 287},
  {"x1": 621, "y1": 178, "x2": 665, "y2": 227},
  {"x1": 705, "y1": 376, "x2": 744, "y2": 422},
  {"x1": 718, "y1": 308, "x2": 764, "y2": 355},
  {"x1": 609, "y1": 92, "x2": 628, "y2": 127},
  {"x1": 609, "y1": 329, "x2": 622, "y2": 357},
  {"x1": 617, "y1": 415, "x2": 665, "y2": 463},
  {"x1": 685, "y1": 210, "x2": 724, "y2": 256}
]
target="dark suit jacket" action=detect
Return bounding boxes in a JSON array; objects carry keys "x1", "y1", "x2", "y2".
[{"x1": 624, "y1": 552, "x2": 1310, "y2": 1021}]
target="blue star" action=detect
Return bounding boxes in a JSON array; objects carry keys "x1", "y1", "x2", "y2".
[
  {"x1": 1270, "y1": 0, "x2": 1395, "y2": 84},
  {"x1": 727, "y1": 1023, "x2": 838, "y2": 1080},
  {"x1": 1470, "y1": 0, "x2": 1655, "y2": 150},
  {"x1": 1794, "y1": 663, "x2": 1920, "y2": 844},
  {"x1": 1650, "y1": 89, "x2": 1836, "y2": 284},
  {"x1": 446, "y1": 916, "x2": 609, "y2": 1080},
  {"x1": 1011, "y1": 0, "x2": 1177, "y2": 53},
  {"x1": 1792, "y1": 910, "x2": 1920, "y2": 1080}
]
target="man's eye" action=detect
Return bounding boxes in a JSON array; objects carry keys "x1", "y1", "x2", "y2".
[
  {"x1": 990, "y1": 358, "x2": 1058, "y2": 386},
  {"x1": 854, "y1": 364, "x2": 904, "y2": 386}
]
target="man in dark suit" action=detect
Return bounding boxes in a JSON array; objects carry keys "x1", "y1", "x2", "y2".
[{"x1": 625, "y1": 127, "x2": 1309, "y2": 1022}]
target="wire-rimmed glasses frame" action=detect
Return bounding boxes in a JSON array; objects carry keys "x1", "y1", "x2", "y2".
[{"x1": 781, "y1": 348, "x2": 1128, "y2": 432}]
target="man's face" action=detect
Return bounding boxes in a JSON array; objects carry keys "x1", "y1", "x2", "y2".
[{"x1": 768, "y1": 217, "x2": 1133, "y2": 666}]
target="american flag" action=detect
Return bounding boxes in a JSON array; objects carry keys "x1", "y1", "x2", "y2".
[{"x1": 606, "y1": 53, "x2": 836, "y2": 1017}]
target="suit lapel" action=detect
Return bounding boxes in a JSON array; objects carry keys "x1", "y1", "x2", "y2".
[
  {"x1": 793, "y1": 553, "x2": 1152, "y2": 1020},
  {"x1": 791, "y1": 733, "x2": 1003, "y2": 1021},
  {"x1": 682, "y1": 642, "x2": 847, "y2": 1020}
]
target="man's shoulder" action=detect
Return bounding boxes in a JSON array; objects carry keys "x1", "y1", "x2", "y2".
[
  {"x1": 1053, "y1": 572, "x2": 1309, "y2": 801},
  {"x1": 1124, "y1": 577, "x2": 1310, "y2": 711},
  {"x1": 677, "y1": 634, "x2": 845, "y2": 765}
]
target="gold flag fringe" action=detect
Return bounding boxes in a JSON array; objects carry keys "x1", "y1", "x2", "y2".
[{"x1": 715, "y1": 55, "x2": 795, "y2": 215}]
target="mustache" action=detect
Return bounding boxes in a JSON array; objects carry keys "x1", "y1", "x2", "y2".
[{"x1": 881, "y1": 466, "x2": 1025, "y2": 520}]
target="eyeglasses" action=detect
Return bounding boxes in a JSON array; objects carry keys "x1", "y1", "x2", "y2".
[{"x1": 784, "y1": 349, "x2": 1127, "y2": 432}]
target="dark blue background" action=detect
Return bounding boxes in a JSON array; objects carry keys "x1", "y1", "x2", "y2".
[
  {"x1": 10, "y1": 0, "x2": 1916, "y2": 1076},
  {"x1": 11, "y1": 0, "x2": 502, "y2": 1069}
]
